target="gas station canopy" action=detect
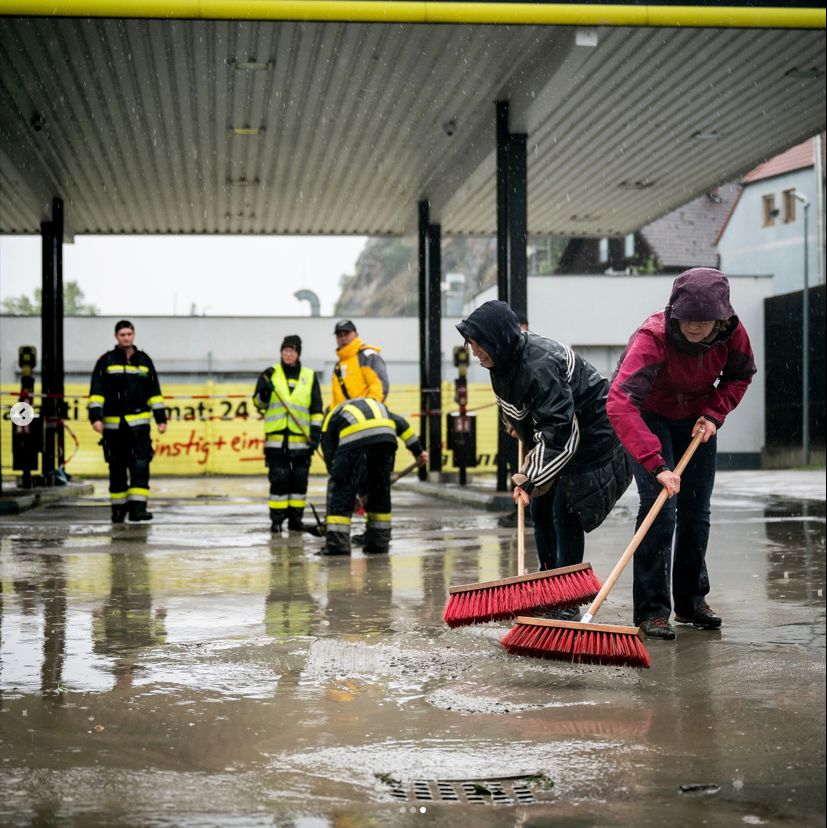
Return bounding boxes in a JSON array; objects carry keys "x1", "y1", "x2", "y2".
[{"x1": 0, "y1": 3, "x2": 824, "y2": 240}]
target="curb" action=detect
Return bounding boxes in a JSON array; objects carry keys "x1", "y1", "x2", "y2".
[
  {"x1": 0, "y1": 481, "x2": 96, "y2": 515},
  {"x1": 397, "y1": 478, "x2": 513, "y2": 512}
]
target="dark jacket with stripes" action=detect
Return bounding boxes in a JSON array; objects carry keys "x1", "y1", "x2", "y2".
[
  {"x1": 320, "y1": 397, "x2": 423, "y2": 472},
  {"x1": 457, "y1": 300, "x2": 621, "y2": 497},
  {"x1": 87, "y1": 346, "x2": 167, "y2": 427}
]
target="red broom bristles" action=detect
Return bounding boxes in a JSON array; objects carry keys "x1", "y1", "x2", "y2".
[
  {"x1": 442, "y1": 564, "x2": 601, "y2": 628},
  {"x1": 500, "y1": 617, "x2": 650, "y2": 669}
]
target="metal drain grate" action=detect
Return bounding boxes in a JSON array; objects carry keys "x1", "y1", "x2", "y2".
[{"x1": 384, "y1": 775, "x2": 543, "y2": 805}]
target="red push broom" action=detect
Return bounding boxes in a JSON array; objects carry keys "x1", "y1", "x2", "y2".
[
  {"x1": 501, "y1": 430, "x2": 704, "y2": 668},
  {"x1": 442, "y1": 441, "x2": 602, "y2": 628}
]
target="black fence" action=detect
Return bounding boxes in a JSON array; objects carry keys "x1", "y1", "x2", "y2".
[{"x1": 764, "y1": 283, "x2": 825, "y2": 450}]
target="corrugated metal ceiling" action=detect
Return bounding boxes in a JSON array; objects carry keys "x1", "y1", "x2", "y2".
[{"x1": 0, "y1": 16, "x2": 824, "y2": 238}]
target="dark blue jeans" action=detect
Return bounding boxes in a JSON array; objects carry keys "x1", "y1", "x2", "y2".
[
  {"x1": 630, "y1": 413, "x2": 717, "y2": 625},
  {"x1": 530, "y1": 484, "x2": 585, "y2": 571}
]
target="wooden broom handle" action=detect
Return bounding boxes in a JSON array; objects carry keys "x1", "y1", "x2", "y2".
[
  {"x1": 517, "y1": 439, "x2": 526, "y2": 576},
  {"x1": 582, "y1": 429, "x2": 705, "y2": 623}
]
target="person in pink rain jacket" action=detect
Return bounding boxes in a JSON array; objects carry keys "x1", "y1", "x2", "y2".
[{"x1": 607, "y1": 268, "x2": 756, "y2": 640}]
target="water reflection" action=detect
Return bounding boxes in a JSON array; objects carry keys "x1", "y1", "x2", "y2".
[
  {"x1": 265, "y1": 550, "x2": 317, "y2": 638},
  {"x1": 40, "y1": 554, "x2": 67, "y2": 700},
  {"x1": 92, "y1": 550, "x2": 166, "y2": 690},
  {"x1": 764, "y1": 499, "x2": 826, "y2": 605}
]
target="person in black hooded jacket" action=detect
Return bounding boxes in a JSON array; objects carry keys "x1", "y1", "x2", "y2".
[{"x1": 457, "y1": 300, "x2": 631, "y2": 617}]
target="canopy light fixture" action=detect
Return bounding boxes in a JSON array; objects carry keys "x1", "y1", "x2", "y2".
[
  {"x1": 230, "y1": 126, "x2": 263, "y2": 136},
  {"x1": 691, "y1": 130, "x2": 720, "y2": 140},
  {"x1": 228, "y1": 58, "x2": 273, "y2": 71},
  {"x1": 569, "y1": 214, "x2": 600, "y2": 222},
  {"x1": 785, "y1": 66, "x2": 824, "y2": 79},
  {"x1": 226, "y1": 177, "x2": 260, "y2": 186},
  {"x1": 618, "y1": 179, "x2": 654, "y2": 190}
]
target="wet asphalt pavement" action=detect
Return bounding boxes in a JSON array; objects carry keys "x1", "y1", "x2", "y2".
[{"x1": 0, "y1": 473, "x2": 824, "y2": 827}]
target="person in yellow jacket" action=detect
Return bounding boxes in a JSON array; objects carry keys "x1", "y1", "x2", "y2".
[
  {"x1": 253, "y1": 335, "x2": 323, "y2": 534},
  {"x1": 331, "y1": 319, "x2": 389, "y2": 405}
]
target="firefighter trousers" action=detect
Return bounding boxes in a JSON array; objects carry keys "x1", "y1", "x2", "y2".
[
  {"x1": 265, "y1": 447, "x2": 311, "y2": 527},
  {"x1": 326, "y1": 443, "x2": 395, "y2": 554},
  {"x1": 102, "y1": 423, "x2": 154, "y2": 517}
]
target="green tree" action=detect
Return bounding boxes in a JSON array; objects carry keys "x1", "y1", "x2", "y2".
[{"x1": 1, "y1": 281, "x2": 99, "y2": 315}]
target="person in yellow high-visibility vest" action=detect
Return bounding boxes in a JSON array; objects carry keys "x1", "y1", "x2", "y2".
[{"x1": 253, "y1": 335, "x2": 323, "y2": 534}]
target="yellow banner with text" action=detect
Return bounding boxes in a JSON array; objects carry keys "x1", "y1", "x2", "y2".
[{"x1": 2, "y1": 382, "x2": 502, "y2": 477}]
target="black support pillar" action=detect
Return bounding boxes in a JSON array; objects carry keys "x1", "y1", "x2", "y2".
[
  {"x1": 495, "y1": 101, "x2": 528, "y2": 491},
  {"x1": 40, "y1": 197, "x2": 66, "y2": 483},
  {"x1": 417, "y1": 200, "x2": 443, "y2": 478}
]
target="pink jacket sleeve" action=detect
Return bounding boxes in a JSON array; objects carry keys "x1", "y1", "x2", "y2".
[
  {"x1": 606, "y1": 330, "x2": 666, "y2": 473},
  {"x1": 701, "y1": 322, "x2": 756, "y2": 427}
]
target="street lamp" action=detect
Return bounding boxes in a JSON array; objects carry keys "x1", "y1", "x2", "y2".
[{"x1": 792, "y1": 191, "x2": 810, "y2": 466}]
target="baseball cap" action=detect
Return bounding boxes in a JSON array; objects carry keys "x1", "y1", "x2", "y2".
[{"x1": 334, "y1": 319, "x2": 357, "y2": 334}]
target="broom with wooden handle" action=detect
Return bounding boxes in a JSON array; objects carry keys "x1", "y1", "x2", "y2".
[
  {"x1": 442, "y1": 439, "x2": 602, "y2": 628},
  {"x1": 500, "y1": 429, "x2": 705, "y2": 668}
]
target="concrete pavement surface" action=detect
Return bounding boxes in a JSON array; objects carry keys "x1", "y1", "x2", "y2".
[{"x1": 0, "y1": 471, "x2": 824, "y2": 827}]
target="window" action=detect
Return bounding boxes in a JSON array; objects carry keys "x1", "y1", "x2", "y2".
[
  {"x1": 782, "y1": 189, "x2": 797, "y2": 223},
  {"x1": 762, "y1": 194, "x2": 777, "y2": 227},
  {"x1": 598, "y1": 237, "x2": 609, "y2": 263},
  {"x1": 624, "y1": 233, "x2": 635, "y2": 258}
]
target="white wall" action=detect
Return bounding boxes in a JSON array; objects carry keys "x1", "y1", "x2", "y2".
[
  {"x1": 0, "y1": 315, "x2": 466, "y2": 384},
  {"x1": 1, "y1": 271, "x2": 772, "y2": 457}
]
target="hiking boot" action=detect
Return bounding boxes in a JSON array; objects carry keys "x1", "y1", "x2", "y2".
[
  {"x1": 675, "y1": 603, "x2": 722, "y2": 629},
  {"x1": 639, "y1": 618, "x2": 676, "y2": 640},
  {"x1": 497, "y1": 509, "x2": 534, "y2": 528},
  {"x1": 540, "y1": 606, "x2": 582, "y2": 622},
  {"x1": 128, "y1": 503, "x2": 153, "y2": 522},
  {"x1": 315, "y1": 545, "x2": 350, "y2": 557}
]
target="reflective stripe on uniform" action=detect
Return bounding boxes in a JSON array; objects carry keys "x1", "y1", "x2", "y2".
[{"x1": 105, "y1": 364, "x2": 149, "y2": 374}]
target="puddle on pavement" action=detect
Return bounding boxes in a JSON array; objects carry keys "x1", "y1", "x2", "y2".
[{"x1": 0, "y1": 482, "x2": 824, "y2": 826}]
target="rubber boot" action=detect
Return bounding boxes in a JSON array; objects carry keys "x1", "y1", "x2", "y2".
[
  {"x1": 316, "y1": 527, "x2": 350, "y2": 556},
  {"x1": 111, "y1": 504, "x2": 128, "y2": 524},
  {"x1": 128, "y1": 502, "x2": 153, "y2": 522},
  {"x1": 287, "y1": 507, "x2": 306, "y2": 533},
  {"x1": 363, "y1": 525, "x2": 391, "y2": 555}
]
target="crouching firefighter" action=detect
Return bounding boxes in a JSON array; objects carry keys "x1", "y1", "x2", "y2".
[
  {"x1": 318, "y1": 397, "x2": 427, "y2": 556},
  {"x1": 253, "y1": 335, "x2": 324, "y2": 534},
  {"x1": 88, "y1": 320, "x2": 167, "y2": 523}
]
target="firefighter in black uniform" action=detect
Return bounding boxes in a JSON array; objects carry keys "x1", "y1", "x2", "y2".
[
  {"x1": 88, "y1": 320, "x2": 167, "y2": 523},
  {"x1": 319, "y1": 397, "x2": 427, "y2": 556},
  {"x1": 253, "y1": 335, "x2": 324, "y2": 534}
]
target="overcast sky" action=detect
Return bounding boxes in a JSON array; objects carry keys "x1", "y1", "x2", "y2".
[{"x1": 0, "y1": 234, "x2": 367, "y2": 317}]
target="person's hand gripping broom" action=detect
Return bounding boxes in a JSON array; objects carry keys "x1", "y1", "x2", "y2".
[{"x1": 442, "y1": 439, "x2": 602, "y2": 627}]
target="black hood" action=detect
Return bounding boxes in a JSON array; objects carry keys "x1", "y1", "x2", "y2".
[{"x1": 456, "y1": 300, "x2": 522, "y2": 369}]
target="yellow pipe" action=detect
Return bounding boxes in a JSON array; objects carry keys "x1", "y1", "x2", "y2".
[{"x1": 0, "y1": 1, "x2": 823, "y2": 29}]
